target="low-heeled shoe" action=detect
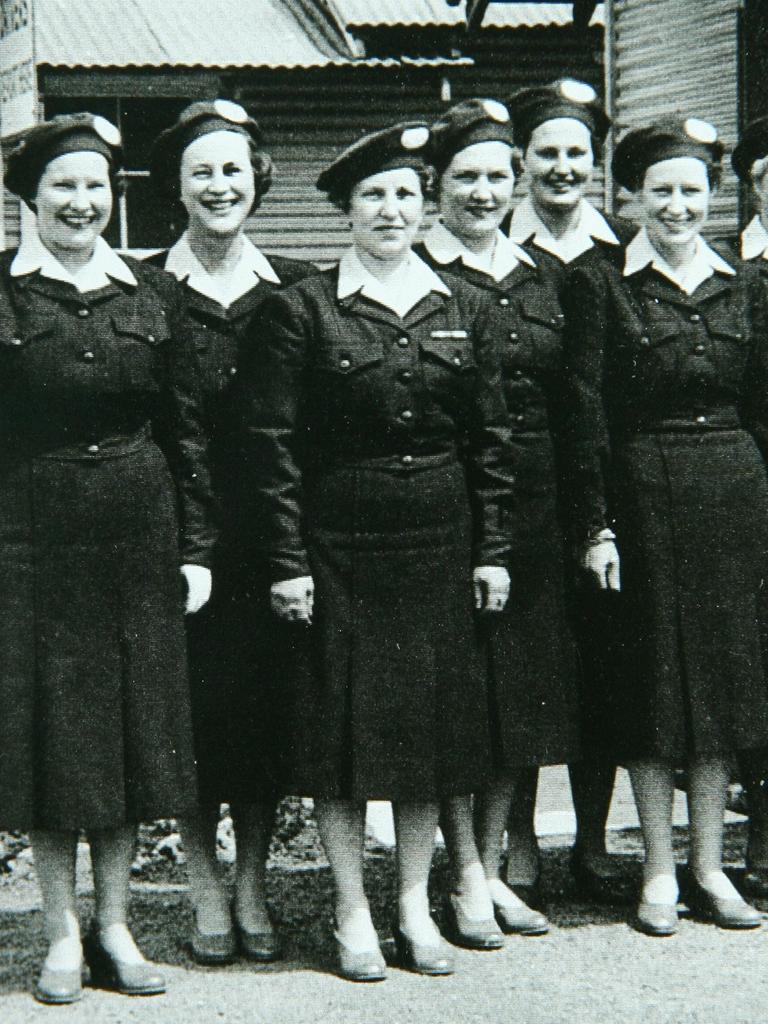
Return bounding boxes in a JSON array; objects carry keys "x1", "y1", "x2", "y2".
[
  {"x1": 492, "y1": 899, "x2": 549, "y2": 936},
  {"x1": 188, "y1": 923, "x2": 238, "y2": 965},
  {"x1": 393, "y1": 925, "x2": 454, "y2": 976},
  {"x1": 83, "y1": 931, "x2": 166, "y2": 995},
  {"x1": 443, "y1": 895, "x2": 504, "y2": 951},
  {"x1": 34, "y1": 964, "x2": 84, "y2": 1005},
  {"x1": 632, "y1": 901, "x2": 678, "y2": 937},
  {"x1": 684, "y1": 878, "x2": 763, "y2": 930},
  {"x1": 333, "y1": 931, "x2": 386, "y2": 983},
  {"x1": 236, "y1": 921, "x2": 283, "y2": 963}
]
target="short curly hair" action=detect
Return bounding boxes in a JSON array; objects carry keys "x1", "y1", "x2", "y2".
[{"x1": 161, "y1": 135, "x2": 273, "y2": 220}]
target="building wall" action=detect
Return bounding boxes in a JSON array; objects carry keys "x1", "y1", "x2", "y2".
[{"x1": 611, "y1": 0, "x2": 741, "y2": 238}]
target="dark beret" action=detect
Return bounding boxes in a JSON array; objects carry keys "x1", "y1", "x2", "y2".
[
  {"x1": 5, "y1": 112, "x2": 122, "y2": 203},
  {"x1": 731, "y1": 116, "x2": 768, "y2": 184},
  {"x1": 149, "y1": 100, "x2": 262, "y2": 198},
  {"x1": 429, "y1": 98, "x2": 514, "y2": 173},
  {"x1": 317, "y1": 122, "x2": 430, "y2": 200},
  {"x1": 506, "y1": 78, "x2": 610, "y2": 151},
  {"x1": 612, "y1": 115, "x2": 724, "y2": 192}
]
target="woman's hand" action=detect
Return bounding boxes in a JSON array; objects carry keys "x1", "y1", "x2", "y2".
[
  {"x1": 181, "y1": 564, "x2": 213, "y2": 614},
  {"x1": 473, "y1": 566, "x2": 511, "y2": 612},
  {"x1": 271, "y1": 575, "x2": 314, "y2": 623},
  {"x1": 581, "y1": 536, "x2": 621, "y2": 591}
]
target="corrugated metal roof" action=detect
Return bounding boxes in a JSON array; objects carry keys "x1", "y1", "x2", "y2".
[
  {"x1": 328, "y1": 1, "x2": 604, "y2": 29},
  {"x1": 35, "y1": 0, "x2": 354, "y2": 69}
]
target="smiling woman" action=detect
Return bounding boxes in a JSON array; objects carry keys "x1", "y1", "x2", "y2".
[{"x1": 0, "y1": 112, "x2": 216, "y2": 1003}]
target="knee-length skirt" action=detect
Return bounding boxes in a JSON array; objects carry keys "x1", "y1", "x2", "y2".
[
  {"x1": 0, "y1": 440, "x2": 198, "y2": 830},
  {"x1": 281, "y1": 456, "x2": 492, "y2": 802},
  {"x1": 608, "y1": 429, "x2": 768, "y2": 761}
]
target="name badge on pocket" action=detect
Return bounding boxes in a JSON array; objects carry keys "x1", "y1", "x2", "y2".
[{"x1": 430, "y1": 330, "x2": 469, "y2": 339}]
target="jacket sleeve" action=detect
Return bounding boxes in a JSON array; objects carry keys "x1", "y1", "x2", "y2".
[
  {"x1": 237, "y1": 290, "x2": 311, "y2": 584},
  {"x1": 741, "y1": 267, "x2": 768, "y2": 466},
  {"x1": 559, "y1": 263, "x2": 612, "y2": 542},
  {"x1": 145, "y1": 269, "x2": 217, "y2": 567},
  {"x1": 464, "y1": 292, "x2": 516, "y2": 567}
]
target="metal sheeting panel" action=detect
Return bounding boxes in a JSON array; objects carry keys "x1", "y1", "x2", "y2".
[
  {"x1": 612, "y1": 0, "x2": 741, "y2": 238},
  {"x1": 36, "y1": 0, "x2": 350, "y2": 69},
  {"x1": 331, "y1": 1, "x2": 604, "y2": 28}
]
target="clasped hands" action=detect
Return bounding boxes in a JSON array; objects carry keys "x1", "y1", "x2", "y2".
[{"x1": 270, "y1": 568, "x2": 511, "y2": 623}]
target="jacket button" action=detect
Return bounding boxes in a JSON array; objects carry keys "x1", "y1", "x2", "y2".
[
  {"x1": 401, "y1": 454, "x2": 413, "y2": 466},
  {"x1": 147, "y1": 334, "x2": 156, "y2": 343},
  {"x1": 695, "y1": 415, "x2": 707, "y2": 424},
  {"x1": 639, "y1": 336, "x2": 650, "y2": 346},
  {"x1": 512, "y1": 369, "x2": 524, "y2": 380},
  {"x1": 229, "y1": 366, "x2": 238, "y2": 376},
  {"x1": 397, "y1": 336, "x2": 409, "y2": 348},
  {"x1": 399, "y1": 369, "x2": 412, "y2": 382},
  {"x1": 401, "y1": 409, "x2": 413, "y2": 421},
  {"x1": 509, "y1": 331, "x2": 519, "y2": 342},
  {"x1": 453, "y1": 355, "x2": 462, "y2": 366},
  {"x1": 689, "y1": 313, "x2": 701, "y2": 323},
  {"x1": 87, "y1": 444, "x2": 100, "y2": 453},
  {"x1": 498, "y1": 297, "x2": 510, "y2": 307},
  {"x1": 10, "y1": 338, "x2": 22, "y2": 346},
  {"x1": 339, "y1": 358, "x2": 351, "y2": 369},
  {"x1": 83, "y1": 350, "x2": 95, "y2": 361},
  {"x1": 514, "y1": 413, "x2": 525, "y2": 424},
  {"x1": 693, "y1": 344, "x2": 705, "y2": 355},
  {"x1": 78, "y1": 308, "x2": 90, "y2": 318}
]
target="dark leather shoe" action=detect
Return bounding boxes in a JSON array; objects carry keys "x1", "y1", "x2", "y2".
[
  {"x1": 236, "y1": 921, "x2": 283, "y2": 963},
  {"x1": 443, "y1": 894, "x2": 504, "y2": 950},
  {"x1": 188, "y1": 923, "x2": 238, "y2": 965},
  {"x1": 393, "y1": 925, "x2": 454, "y2": 976},
  {"x1": 492, "y1": 899, "x2": 549, "y2": 936},
  {"x1": 685, "y1": 877, "x2": 762, "y2": 929},
  {"x1": 632, "y1": 901, "x2": 678, "y2": 937},
  {"x1": 570, "y1": 849, "x2": 629, "y2": 905},
  {"x1": 84, "y1": 930, "x2": 166, "y2": 995},
  {"x1": 34, "y1": 964, "x2": 83, "y2": 1005},
  {"x1": 333, "y1": 931, "x2": 386, "y2": 983}
]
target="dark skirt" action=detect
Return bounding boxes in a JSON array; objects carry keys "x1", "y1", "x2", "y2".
[
  {"x1": 0, "y1": 440, "x2": 198, "y2": 830},
  {"x1": 486, "y1": 432, "x2": 581, "y2": 768},
  {"x1": 186, "y1": 547, "x2": 285, "y2": 806},
  {"x1": 609, "y1": 429, "x2": 768, "y2": 761},
  {"x1": 283, "y1": 456, "x2": 492, "y2": 801}
]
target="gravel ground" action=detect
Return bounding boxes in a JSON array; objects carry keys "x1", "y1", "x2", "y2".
[{"x1": 1, "y1": 825, "x2": 766, "y2": 1024}]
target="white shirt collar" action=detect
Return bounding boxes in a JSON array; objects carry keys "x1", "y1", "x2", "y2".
[
  {"x1": 741, "y1": 215, "x2": 768, "y2": 261},
  {"x1": 165, "y1": 233, "x2": 280, "y2": 307},
  {"x1": 422, "y1": 221, "x2": 535, "y2": 283},
  {"x1": 623, "y1": 226, "x2": 735, "y2": 295},
  {"x1": 508, "y1": 197, "x2": 619, "y2": 263},
  {"x1": 337, "y1": 247, "x2": 451, "y2": 318},
  {"x1": 11, "y1": 230, "x2": 137, "y2": 292}
]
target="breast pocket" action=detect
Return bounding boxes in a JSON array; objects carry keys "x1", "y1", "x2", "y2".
[
  {"x1": 517, "y1": 299, "x2": 564, "y2": 370},
  {"x1": 317, "y1": 338, "x2": 385, "y2": 377},
  {"x1": 112, "y1": 312, "x2": 170, "y2": 391},
  {"x1": 419, "y1": 330, "x2": 476, "y2": 373}
]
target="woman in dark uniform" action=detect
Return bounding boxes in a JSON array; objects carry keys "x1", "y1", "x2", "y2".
[
  {"x1": 415, "y1": 98, "x2": 576, "y2": 944},
  {"x1": 240, "y1": 123, "x2": 514, "y2": 980},
  {"x1": 503, "y1": 79, "x2": 630, "y2": 903},
  {"x1": 148, "y1": 100, "x2": 313, "y2": 965},
  {"x1": 0, "y1": 113, "x2": 214, "y2": 1002},
  {"x1": 561, "y1": 115, "x2": 768, "y2": 936}
]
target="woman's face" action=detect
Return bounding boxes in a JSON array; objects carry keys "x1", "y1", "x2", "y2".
[
  {"x1": 179, "y1": 130, "x2": 255, "y2": 238},
  {"x1": 641, "y1": 157, "x2": 710, "y2": 252},
  {"x1": 439, "y1": 140, "x2": 515, "y2": 244},
  {"x1": 524, "y1": 117, "x2": 594, "y2": 214},
  {"x1": 34, "y1": 151, "x2": 113, "y2": 259},
  {"x1": 349, "y1": 167, "x2": 424, "y2": 263}
]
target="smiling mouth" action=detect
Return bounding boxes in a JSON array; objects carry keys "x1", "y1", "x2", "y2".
[
  {"x1": 202, "y1": 200, "x2": 239, "y2": 212},
  {"x1": 59, "y1": 215, "x2": 97, "y2": 228}
]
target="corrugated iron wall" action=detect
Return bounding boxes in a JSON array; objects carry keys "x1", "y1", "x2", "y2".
[{"x1": 611, "y1": 0, "x2": 741, "y2": 238}]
